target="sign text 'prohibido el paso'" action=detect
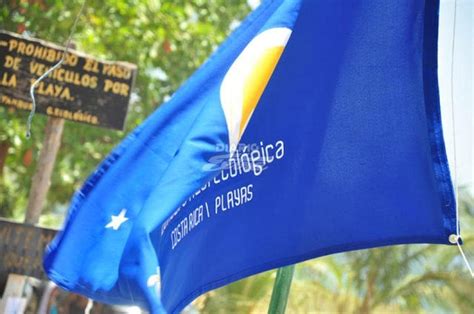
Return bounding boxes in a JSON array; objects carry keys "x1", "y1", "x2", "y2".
[{"x1": 0, "y1": 30, "x2": 137, "y2": 130}]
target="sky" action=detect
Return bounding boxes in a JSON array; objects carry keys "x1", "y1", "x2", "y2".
[
  {"x1": 439, "y1": 0, "x2": 473, "y2": 187},
  {"x1": 248, "y1": 0, "x2": 473, "y2": 186}
]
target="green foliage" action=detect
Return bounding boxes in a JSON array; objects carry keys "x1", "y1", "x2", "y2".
[
  {"x1": 0, "y1": 0, "x2": 250, "y2": 223},
  {"x1": 197, "y1": 270, "x2": 275, "y2": 313}
]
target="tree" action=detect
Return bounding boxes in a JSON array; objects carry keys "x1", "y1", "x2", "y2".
[{"x1": 0, "y1": 0, "x2": 251, "y2": 224}]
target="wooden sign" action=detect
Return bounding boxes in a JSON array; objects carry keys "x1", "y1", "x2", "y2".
[
  {"x1": 0, "y1": 30, "x2": 137, "y2": 130},
  {"x1": 0, "y1": 219, "x2": 57, "y2": 280}
]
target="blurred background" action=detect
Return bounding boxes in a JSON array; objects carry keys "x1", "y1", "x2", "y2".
[{"x1": 0, "y1": 0, "x2": 472, "y2": 313}]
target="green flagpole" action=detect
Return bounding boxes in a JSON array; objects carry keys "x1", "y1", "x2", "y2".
[{"x1": 268, "y1": 265, "x2": 295, "y2": 314}]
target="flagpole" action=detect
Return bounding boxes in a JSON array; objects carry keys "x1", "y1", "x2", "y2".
[{"x1": 268, "y1": 265, "x2": 295, "y2": 314}]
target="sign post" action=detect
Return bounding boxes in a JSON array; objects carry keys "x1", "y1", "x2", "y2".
[
  {"x1": 25, "y1": 116, "x2": 64, "y2": 225},
  {"x1": 24, "y1": 40, "x2": 75, "y2": 225},
  {"x1": 0, "y1": 30, "x2": 137, "y2": 224}
]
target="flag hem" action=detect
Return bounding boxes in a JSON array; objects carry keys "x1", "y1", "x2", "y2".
[{"x1": 422, "y1": 0, "x2": 457, "y2": 239}]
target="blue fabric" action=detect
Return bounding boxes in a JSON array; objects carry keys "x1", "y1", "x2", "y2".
[{"x1": 44, "y1": 0, "x2": 456, "y2": 313}]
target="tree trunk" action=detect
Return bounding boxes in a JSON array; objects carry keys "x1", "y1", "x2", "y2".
[
  {"x1": 359, "y1": 269, "x2": 377, "y2": 314},
  {"x1": 25, "y1": 117, "x2": 64, "y2": 225},
  {"x1": 0, "y1": 141, "x2": 9, "y2": 177}
]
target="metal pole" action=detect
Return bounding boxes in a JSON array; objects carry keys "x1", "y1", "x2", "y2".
[{"x1": 268, "y1": 265, "x2": 295, "y2": 314}]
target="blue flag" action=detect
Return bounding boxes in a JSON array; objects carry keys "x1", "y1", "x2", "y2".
[{"x1": 44, "y1": 0, "x2": 457, "y2": 313}]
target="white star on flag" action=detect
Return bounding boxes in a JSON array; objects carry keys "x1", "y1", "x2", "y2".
[{"x1": 105, "y1": 209, "x2": 129, "y2": 230}]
